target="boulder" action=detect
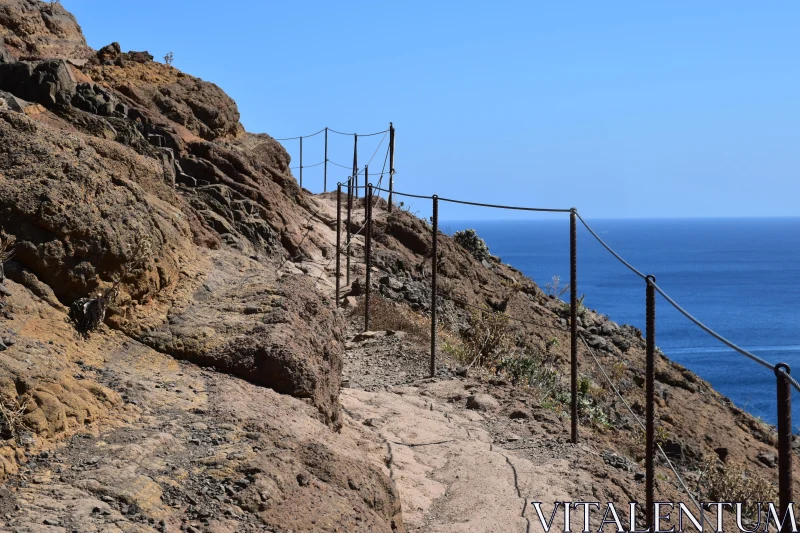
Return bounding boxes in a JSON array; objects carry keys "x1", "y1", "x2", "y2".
[
  {"x1": 587, "y1": 335, "x2": 608, "y2": 351},
  {"x1": 124, "y1": 50, "x2": 153, "y2": 63},
  {"x1": 96, "y1": 42, "x2": 121, "y2": 62},
  {"x1": 466, "y1": 393, "x2": 500, "y2": 412},
  {"x1": 380, "y1": 275, "x2": 404, "y2": 291}
]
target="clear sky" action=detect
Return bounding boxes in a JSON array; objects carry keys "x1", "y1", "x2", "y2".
[{"x1": 62, "y1": 1, "x2": 799, "y2": 220}]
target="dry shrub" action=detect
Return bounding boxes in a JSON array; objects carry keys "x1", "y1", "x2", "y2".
[
  {"x1": 461, "y1": 308, "x2": 512, "y2": 367},
  {"x1": 698, "y1": 460, "x2": 777, "y2": 521},
  {"x1": 0, "y1": 232, "x2": 15, "y2": 284},
  {"x1": 0, "y1": 395, "x2": 28, "y2": 442},
  {"x1": 69, "y1": 234, "x2": 153, "y2": 334},
  {"x1": 354, "y1": 295, "x2": 430, "y2": 346}
]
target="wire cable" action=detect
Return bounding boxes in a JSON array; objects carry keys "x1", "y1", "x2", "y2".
[
  {"x1": 329, "y1": 160, "x2": 356, "y2": 170},
  {"x1": 373, "y1": 186, "x2": 433, "y2": 200},
  {"x1": 290, "y1": 160, "x2": 325, "y2": 170},
  {"x1": 650, "y1": 280, "x2": 800, "y2": 396},
  {"x1": 274, "y1": 128, "x2": 326, "y2": 141},
  {"x1": 438, "y1": 196, "x2": 572, "y2": 213},
  {"x1": 329, "y1": 128, "x2": 389, "y2": 137},
  {"x1": 575, "y1": 212, "x2": 647, "y2": 280},
  {"x1": 365, "y1": 131, "x2": 388, "y2": 168},
  {"x1": 580, "y1": 334, "x2": 716, "y2": 531},
  {"x1": 576, "y1": 210, "x2": 800, "y2": 391}
]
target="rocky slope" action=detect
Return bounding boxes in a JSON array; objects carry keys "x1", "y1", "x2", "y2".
[
  {"x1": 0, "y1": 1, "x2": 398, "y2": 531},
  {"x1": 0, "y1": 1, "x2": 796, "y2": 531}
]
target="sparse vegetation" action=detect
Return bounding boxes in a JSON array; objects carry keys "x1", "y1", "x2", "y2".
[
  {"x1": 69, "y1": 235, "x2": 152, "y2": 335},
  {"x1": 452, "y1": 228, "x2": 491, "y2": 262},
  {"x1": 164, "y1": 51, "x2": 174, "y2": 66},
  {"x1": 0, "y1": 232, "x2": 15, "y2": 284},
  {"x1": 0, "y1": 395, "x2": 28, "y2": 442},
  {"x1": 560, "y1": 294, "x2": 587, "y2": 320},
  {"x1": 698, "y1": 460, "x2": 777, "y2": 521},
  {"x1": 354, "y1": 294, "x2": 430, "y2": 345},
  {"x1": 459, "y1": 308, "x2": 511, "y2": 367},
  {"x1": 544, "y1": 275, "x2": 569, "y2": 298}
]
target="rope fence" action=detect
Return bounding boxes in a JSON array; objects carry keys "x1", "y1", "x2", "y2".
[
  {"x1": 274, "y1": 124, "x2": 396, "y2": 196},
  {"x1": 327, "y1": 181, "x2": 797, "y2": 531}
]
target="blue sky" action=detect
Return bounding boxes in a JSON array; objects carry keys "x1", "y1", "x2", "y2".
[{"x1": 63, "y1": 1, "x2": 799, "y2": 220}]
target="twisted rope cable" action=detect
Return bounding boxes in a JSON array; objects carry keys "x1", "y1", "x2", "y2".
[{"x1": 575, "y1": 212, "x2": 646, "y2": 280}]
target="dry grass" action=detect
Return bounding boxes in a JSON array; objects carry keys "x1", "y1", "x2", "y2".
[
  {"x1": 698, "y1": 460, "x2": 777, "y2": 520},
  {"x1": 353, "y1": 295, "x2": 431, "y2": 346}
]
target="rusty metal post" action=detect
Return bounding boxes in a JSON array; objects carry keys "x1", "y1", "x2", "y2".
[
  {"x1": 353, "y1": 134, "x2": 358, "y2": 199},
  {"x1": 645, "y1": 274, "x2": 657, "y2": 531},
  {"x1": 323, "y1": 128, "x2": 328, "y2": 192},
  {"x1": 364, "y1": 184, "x2": 373, "y2": 332},
  {"x1": 776, "y1": 362, "x2": 793, "y2": 533},
  {"x1": 570, "y1": 209, "x2": 578, "y2": 445},
  {"x1": 388, "y1": 123, "x2": 395, "y2": 212},
  {"x1": 335, "y1": 183, "x2": 342, "y2": 307},
  {"x1": 364, "y1": 166, "x2": 369, "y2": 209},
  {"x1": 430, "y1": 195, "x2": 439, "y2": 378},
  {"x1": 346, "y1": 176, "x2": 353, "y2": 285},
  {"x1": 298, "y1": 136, "x2": 303, "y2": 189}
]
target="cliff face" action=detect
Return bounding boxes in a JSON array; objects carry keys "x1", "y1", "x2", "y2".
[
  {"x1": 0, "y1": 1, "x2": 794, "y2": 531},
  {"x1": 0, "y1": 0, "x2": 343, "y2": 423},
  {"x1": 0, "y1": 1, "x2": 406, "y2": 531}
]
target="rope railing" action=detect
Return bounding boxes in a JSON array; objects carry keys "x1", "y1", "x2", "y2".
[
  {"x1": 327, "y1": 179, "x2": 796, "y2": 529},
  {"x1": 329, "y1": 128, "x2": 389, "y2": 137},
  {"x1": 580, "y1": 334, "x2": 717, "y2": 531},
  {"x1": 273, "y1": 128, "x2": 326, "y2": 141},
  {"x1": 273, "y1": 124, "x2": 395, "y2": 194}
]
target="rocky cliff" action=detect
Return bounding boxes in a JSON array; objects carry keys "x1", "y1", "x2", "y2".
[
  {"x1": 0, "y1": 1, "x2": 795, "y2": 532},
  {"x1": 0, "y1": 1, "x2": 405, "y2": 531}
]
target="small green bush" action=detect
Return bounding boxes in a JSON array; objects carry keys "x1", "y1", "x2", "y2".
[{"x1": 453, "y1": 229, "x2": 490, "y2": 262}]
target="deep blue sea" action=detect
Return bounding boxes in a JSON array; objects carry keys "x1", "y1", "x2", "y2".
[{"x1": 445, "y1": 218, "x2": 800, "y2": 427}]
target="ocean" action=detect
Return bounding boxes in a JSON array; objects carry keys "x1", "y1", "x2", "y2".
[{"x1": 445, "y1": 217, "x2": 800, "y2": 428}]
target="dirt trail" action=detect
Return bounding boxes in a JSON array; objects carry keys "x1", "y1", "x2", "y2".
[
  {"x1": 306, "y1": 193, "x2": 618, "y2": 532},
  {"x1": 337, "y1": 315, "x2": 597, "y2": 533}
]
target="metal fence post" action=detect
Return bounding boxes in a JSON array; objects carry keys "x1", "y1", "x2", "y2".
[
  {"x1": 364, "y1": 166, "x2": 369, "y2": 209},
  {"x1": 324, "y1": 128, "x2": 328, "y2": 192},
  {"x1": 570, "y1": 208, "x2": 578, "y2": 445},
  {"x1": 346, "y1": 176, "x2": 352, "y2": 285},
  {"x1": 299, "y1": 136, "x2": 303, "y2": 189},
  {"x1": 336, "y1": 183, "x2": 342, "y2": 307},
  {"x1": 430, "y1": 195, "x2": 439, "y2": 378},
  {"x1": 776, "y1": 362, "x2": 793, "y2": 533},
  {"x1": 364, "y1": 184, "x2": 373, "y2": 332},
  {"x1": 645, "y1": 274, "x2": 657, "y2": 531},
  {"x1": 388, "y1": 123, "x2": 395, "y2": 212},
  {"x1": 353, "y1": 134, "x2": 359, "y2": 199}
]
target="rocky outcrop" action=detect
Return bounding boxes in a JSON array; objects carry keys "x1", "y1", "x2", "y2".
[
  {"x1": 84, "y1": 58, "x2": 243, "y2": 141},
  {"x1": 0, "y1": 0, "x2": 93, "y2": 60},
  {"x1": 0, "y1": 58, "x2": 75, "y2": 108},
  {"x1": 0, "y1": 280, "x2": 402, "y2": 532},
  {"x1": 0, "y1": 109, "x2": 192, "y2": 304},
  {"x1": 0, "y1": 0, "x2": 341, "y2": 428}
]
